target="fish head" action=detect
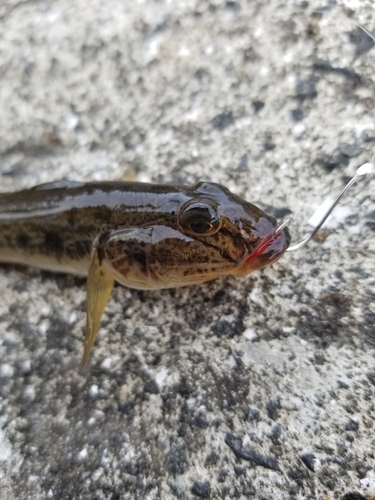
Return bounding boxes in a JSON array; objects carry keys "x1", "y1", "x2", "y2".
[
  {"x1": 102, "y1": 181, "x2": 290, "y2": 289},
  {"x1": 178, "y1": 182, "x2": 291, "y2": 277}
]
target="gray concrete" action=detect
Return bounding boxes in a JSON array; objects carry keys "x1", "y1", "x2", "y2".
[{"x1": 0, "y1": 0, "x2": 374, "y2": 499}]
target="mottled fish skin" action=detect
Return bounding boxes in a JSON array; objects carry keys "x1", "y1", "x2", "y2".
[
  {"x1": 0, "y1": 179, "x2": 290, "y2": 365},
  {"x1": 0, "y1": 180, "x2": 290, "y2": 279}
]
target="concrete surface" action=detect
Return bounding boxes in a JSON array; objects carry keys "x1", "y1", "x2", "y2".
[{"x1": 0, "y1": 0, "x2": 375, "y2": 499}]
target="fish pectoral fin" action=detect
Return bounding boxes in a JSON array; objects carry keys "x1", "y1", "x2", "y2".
[{"x1": 82, "y1": 244, "x2": 114, "y2": 367}]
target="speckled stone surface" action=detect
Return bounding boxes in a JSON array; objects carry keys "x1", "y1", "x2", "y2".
[{"x1": 0, "y1": 1, "x2": 374, "y2": 499}]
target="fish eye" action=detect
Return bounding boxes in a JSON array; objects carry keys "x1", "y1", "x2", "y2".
[
  {"x1": 178, "y1": 199, "x2": 221, "y2": 236},
  {"x1": 190, "y1": 219, "x2": 212, "y2": 233}
]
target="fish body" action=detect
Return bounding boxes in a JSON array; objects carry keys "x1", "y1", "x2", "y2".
[
  {"x1": 0, "y1": 180, "x2": 290, "y2": 364},
  {"x1": 0, "y1": 180, "x2": 191, "y2": 277}
]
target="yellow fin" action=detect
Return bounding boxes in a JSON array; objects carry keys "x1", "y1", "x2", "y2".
[{"x1": 82, "y1": 247, "x2": 114, "y2": 367}]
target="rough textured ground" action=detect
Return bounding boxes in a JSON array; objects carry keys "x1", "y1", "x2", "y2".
[{"x1": 0, "y1": 0, "x2": 374, "y2": 499}]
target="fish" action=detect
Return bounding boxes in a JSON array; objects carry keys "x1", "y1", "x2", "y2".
[{"x1": 0, "y1": 179, "x2": 290, "y2": 365}]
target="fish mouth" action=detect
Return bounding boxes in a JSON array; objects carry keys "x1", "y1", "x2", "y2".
[{"x1": 241, "y1": 225, "x2": 291, "y2": 274}]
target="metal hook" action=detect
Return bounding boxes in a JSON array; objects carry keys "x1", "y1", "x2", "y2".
[{"x1": 284, "y1": 154, "x2": 374, "y2": 252}]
